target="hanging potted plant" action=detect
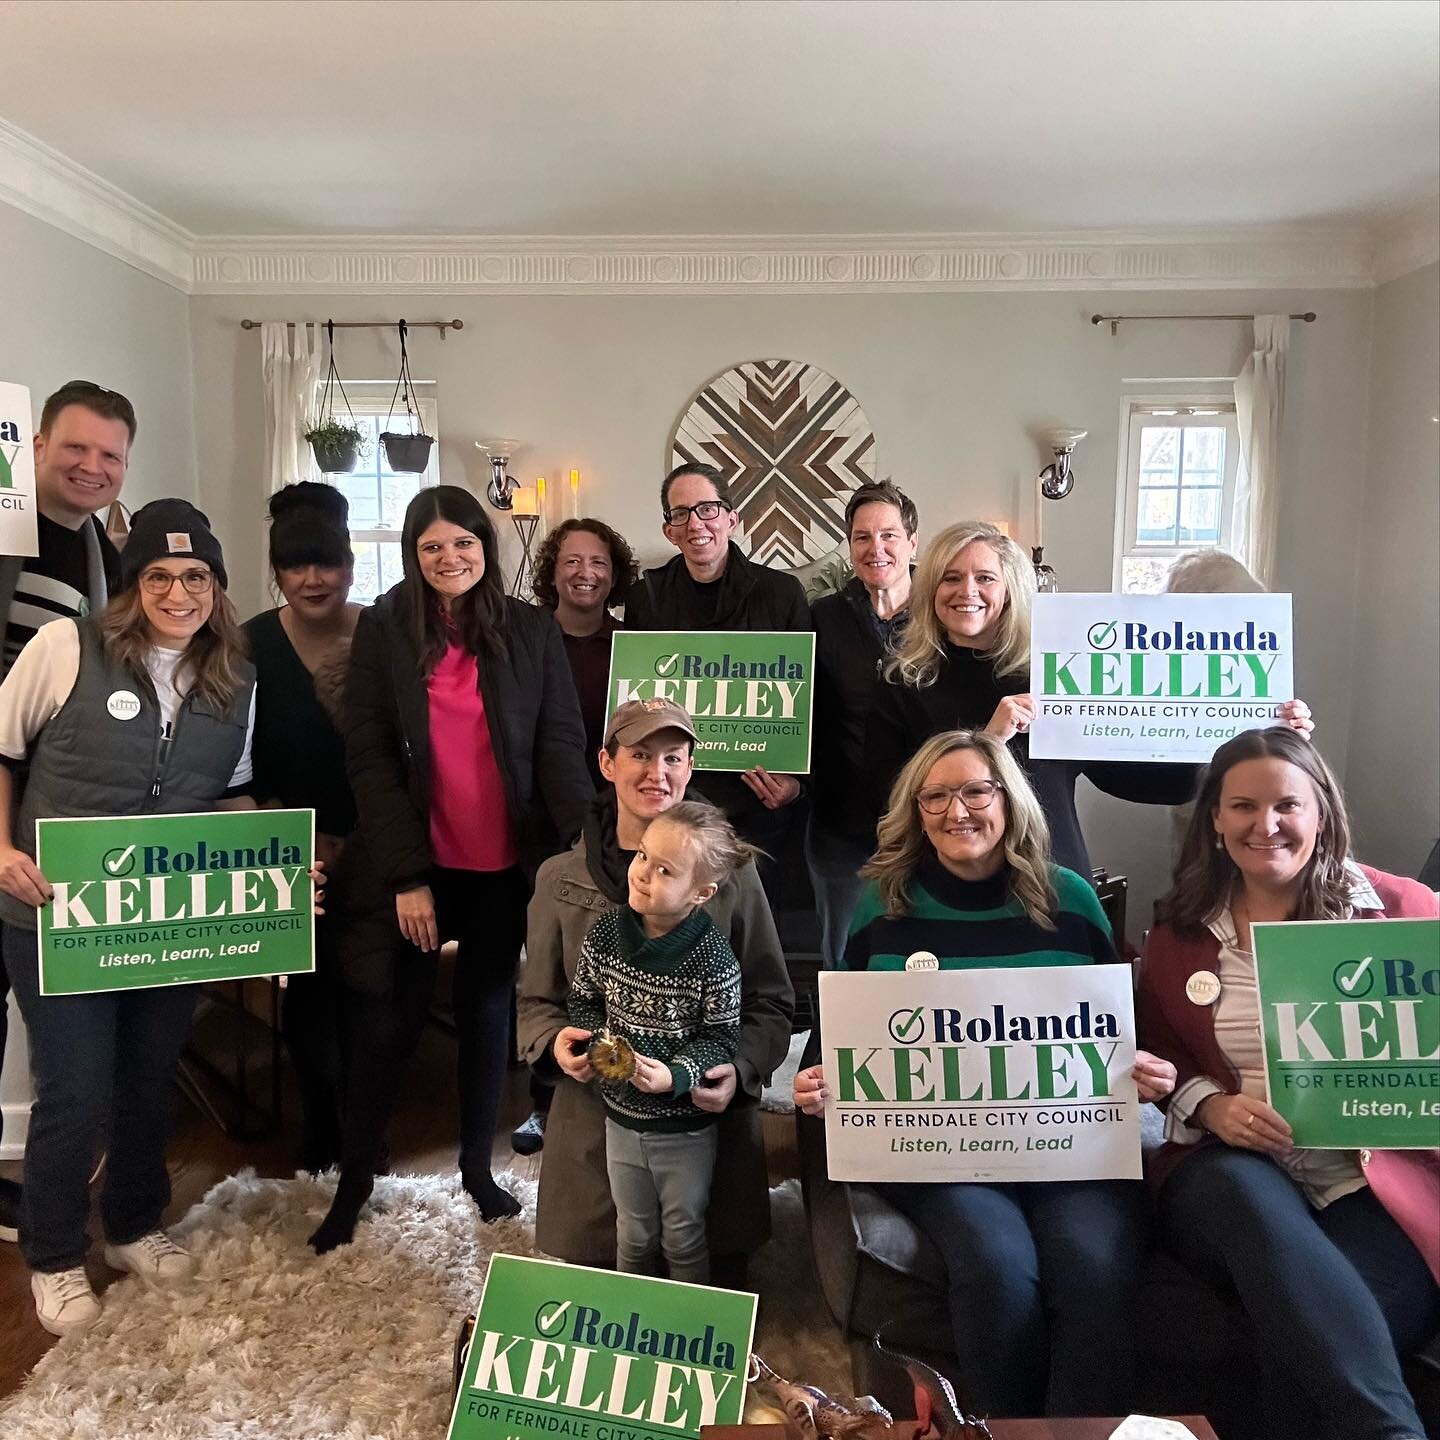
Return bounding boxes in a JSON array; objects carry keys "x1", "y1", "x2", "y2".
[
  {"x1": 306, "y1": 321, "x2": 368, "y2": 474},
  {"x1": 379, "y1": 320, "x2": 435, "y2": 474}
]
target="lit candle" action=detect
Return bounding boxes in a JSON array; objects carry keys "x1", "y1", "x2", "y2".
[
  {"x1": 569, "y1": 468, "x2": 580, "y2": 520},
  {"x1": 992, "y1": 520, "x2": 1011, "y2": 538},
  {"x1": 511, "y1": 487, "x2": 539, "y2": 516},
  {"x1": 536, "y1": 475, "x2": 547, "y2": 523}
]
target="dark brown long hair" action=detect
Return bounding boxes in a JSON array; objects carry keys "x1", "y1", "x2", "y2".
[
  {"x1": 99, "y1": 582, "x2": 249, "y2": 714},
  {"x1": 530, "y1": 517, "x2": 638, "y2": 611},
  {"x1": 397, "y1": 485, "x2": 507, "y2": 672},
  {"x1": 1158, "y1": 726, "x2": 1355, "y2": 935}
]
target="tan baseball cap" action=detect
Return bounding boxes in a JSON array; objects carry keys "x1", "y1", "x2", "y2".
[{"x1": 604, "y1": 697, "x2": 700, "y2": 749}]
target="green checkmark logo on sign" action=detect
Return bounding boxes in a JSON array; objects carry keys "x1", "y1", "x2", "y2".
[
  {"x1": 535, "y1": 1298, "x2": 571, "y2": 1337},
  {"x1": 1332, "y1": 955, "x2": 1375, "y2": 997},
  {"x1": 653, "y1": 653, "x2": 681, "y2": 678},
  {"x1": 888, "y1": 1006, "x2": 926, "y2": 1044},
  {"x1": 1087, "y1": 620, "x2": 1119, "y2": 650}
]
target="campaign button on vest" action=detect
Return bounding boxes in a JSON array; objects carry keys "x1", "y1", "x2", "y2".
[
  {"x1": 1186, "y1": 969, "x2": 1222, "y2": 1006},
  {"x1": 905, "y1": 950, "x2": 940, "y2": 971},
  {"x1": 107, "y1": 690, "x2": 142, "y2": 721}
]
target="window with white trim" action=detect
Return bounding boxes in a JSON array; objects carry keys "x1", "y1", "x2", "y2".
[
  {"x1": 313, "y1": 394, "x2": 440, "y2": 604},
  {"x1": 1114, "y1": 400, "x2": 1240, "y2": 594}
]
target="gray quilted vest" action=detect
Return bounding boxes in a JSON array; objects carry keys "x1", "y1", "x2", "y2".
[{"x1": 2, "y1": 619, "x2": 255, "y2": 930}]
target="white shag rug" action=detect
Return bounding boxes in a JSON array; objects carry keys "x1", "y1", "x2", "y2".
[{"x1": 0, "y1": 1168, "x2": 847, "y2": 1439}]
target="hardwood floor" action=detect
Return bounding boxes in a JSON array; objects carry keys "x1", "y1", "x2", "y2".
[{"x1": 0, "y1": 1020, "x2": 542, "y2": 1403}]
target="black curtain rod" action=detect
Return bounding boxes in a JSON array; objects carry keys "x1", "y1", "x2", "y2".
[
  {"x1": 1092, "y1": 311, "x2": 1316, "y2": 337},
  {"x1": 239, "y1": 318, "x2": 463, "y2": 333}
]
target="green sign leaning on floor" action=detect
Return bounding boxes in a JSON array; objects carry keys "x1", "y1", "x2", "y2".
[
  {"x1": 1254, "y1": 917, "x2": 1440, "y2": 1149},
  {"x1": 36, "y1": 808, "x2": 315, "y2": 996},
  {"x1": 448, "y1": 1253, "x2": 756, "y2": 1440},
  {"x1": 607, "y1": 630, "x2": 815, "y2": 773}
]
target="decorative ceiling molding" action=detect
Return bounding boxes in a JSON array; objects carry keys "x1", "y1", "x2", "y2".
[
  {"x1": 189, "y1": 230, "x2": 1378, "y2": 296},
  {"x1": 2, "y1": 116, "x2": 1432, "y2": 296},
  {"x1": 1372, "y1": 196, "x2": 1440, "y2": 286},
  {"x1": 0, "y1": 118, "x2": 193, "y2": 291}
]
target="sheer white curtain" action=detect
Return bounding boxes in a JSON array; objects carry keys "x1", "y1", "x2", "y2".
[
  {"x1": 261, "y1": 322, "x2": 323, "y2": 493},
  {"x1": 1232, "y1": 314, "x2": 1290, "y2": 587}
]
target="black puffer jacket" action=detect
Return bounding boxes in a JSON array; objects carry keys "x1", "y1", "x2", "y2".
[{"x1": 333, "y1": 586, "x2": 593, "y2": 994}]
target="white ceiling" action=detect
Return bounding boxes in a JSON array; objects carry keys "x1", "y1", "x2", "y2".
[{"x1": 0, "y1": 0, "x2": 1436, "y2": 238}]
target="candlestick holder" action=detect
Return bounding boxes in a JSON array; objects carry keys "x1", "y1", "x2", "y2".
[{"x1": 510, "y1": 513, "x2": 540, "y2": 598}]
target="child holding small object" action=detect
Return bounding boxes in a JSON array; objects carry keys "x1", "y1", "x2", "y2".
[{"x1": 567, "y1": 801, "x2": 749, "y2": 1282}]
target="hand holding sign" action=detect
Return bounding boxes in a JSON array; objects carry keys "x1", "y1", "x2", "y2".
[
  {"x1": 1196, "y1": 1092, "x2": 1294, "y2": 1157},
  {"x1": 793, "y1": 1062, "x2": 828, "y2": 1116},
  {"x1": 0, "y1": 844, "x2": 52, "y2": 908},
  {"x1": 984, "y1": 693, "x2": 1036, "y2": 743}
]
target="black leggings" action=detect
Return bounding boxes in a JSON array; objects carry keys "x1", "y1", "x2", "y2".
[{"x1": 337, "y1": 865, "x2": 528, "y2": 1187}]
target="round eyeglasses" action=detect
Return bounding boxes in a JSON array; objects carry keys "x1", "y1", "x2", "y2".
[
  {"x1": 916, "y1": 780, "x2": 1004, "y2": 815},
  {"x1": 663, "y1": 499, "x2": 732, "y2": 526},
  {"x1": 139, "y1": 568, "x2": 213, "y2": 596}
]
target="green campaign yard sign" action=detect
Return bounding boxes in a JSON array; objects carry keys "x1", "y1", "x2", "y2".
[
  {"x1": 607, "y1": 630, "x2": 814, "y2": 774},
  {"x1": 36, "y1": 808, "x2": 315, "y2": 996},
  {"x1": 1254, "y1": 918, "x2": 1440, "y2": 1149},
  {"x1": 447, "y1": 1253, "x2": 756, "y2": 1440}
]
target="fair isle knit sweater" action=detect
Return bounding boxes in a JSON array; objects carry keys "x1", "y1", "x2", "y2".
[{"x1": 569, "y1": 906, "x2": 742, "y2": 1132}]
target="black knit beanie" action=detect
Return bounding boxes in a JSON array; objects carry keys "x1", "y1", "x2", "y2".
[{"x1": 120, "y1": 499, "x2": 228, "y2": 591}]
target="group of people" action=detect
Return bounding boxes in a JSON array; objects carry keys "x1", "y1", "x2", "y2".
[{"x1": 0, "y1": 380, "x2": 1432, "y2": 1440}]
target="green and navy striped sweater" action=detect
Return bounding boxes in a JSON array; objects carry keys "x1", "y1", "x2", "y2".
[
  {"x1": 570, "y1": 905, "x2": 742, "y2": 1132},
  {"x1": 842, "y1": 854, "x2": 1117, "y2": 971}
]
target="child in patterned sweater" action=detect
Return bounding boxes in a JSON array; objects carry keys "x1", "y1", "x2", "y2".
[{"x1": 568, "y1": 801, "x2": 752, "y2": 1283}]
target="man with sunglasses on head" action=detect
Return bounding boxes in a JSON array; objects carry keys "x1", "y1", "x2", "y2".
[
  {"x1": 626, "y1": 464, "x2": 810, "y2": 899},
  {"x1": 0, "y1": 380, "x2": 133, "y2": 1244}
]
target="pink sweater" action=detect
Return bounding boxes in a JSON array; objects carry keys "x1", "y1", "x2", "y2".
[{"x1": 426, "y1": 638, "x2": 518, "y2": 873}]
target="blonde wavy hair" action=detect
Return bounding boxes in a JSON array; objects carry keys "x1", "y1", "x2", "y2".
[
  {"x1": 100, "y1": 582, "x2": 249, "y2": 715},
  {"x1": 864, "y1": 729, "x2": 1058, "y2": 927},
  {"x1": 885, "y1": 520, "x2": 1034, "y2": 687}
]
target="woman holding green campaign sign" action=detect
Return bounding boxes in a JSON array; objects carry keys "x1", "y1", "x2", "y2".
[
  {"x1": 0, "y1": 500, "x2": 257, "y2": 1338},
  {"x1": 1139, "y1": 726, "x2": 1438, "y2": 1440},
  {"x1": 313, "y1": 484, "x2": 592, "y2": 1253},
  {"x1": 794, "y1": 729, "x2": 1177, "y2": 1418},
  {"x1": 865, "y1": 521, "x2": 1314, "y2": 879}
]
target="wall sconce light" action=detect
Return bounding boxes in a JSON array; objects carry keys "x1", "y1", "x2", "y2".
[
  {"x1": 1038, "y1": 427, "x2": 1087, "y2": 500},
  {"x1": 475, "y1": 438, "x2": 520, "y2": 510}
]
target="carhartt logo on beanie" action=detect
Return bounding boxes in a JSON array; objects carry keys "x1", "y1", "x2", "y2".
[{"x1": 121, "y1": 499, "x2": 228, "y2": 590}]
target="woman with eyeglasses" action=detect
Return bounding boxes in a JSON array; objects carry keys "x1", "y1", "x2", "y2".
[
  {"x1": 0, "y1": 501, "x2": 258, "y2": 1337},
  {"x1": 794, "y1": 730, "x2": 1176, "y2": 1418},
  {"x1": 310, "y1": 485, "x2": 592, "y2": 1252},
  {"x1": 626, "y1": 463, "x2": 810, "y2": 897},
  {"x1": 866, "y1": 521, "x2": 1314, "y2": 880}
]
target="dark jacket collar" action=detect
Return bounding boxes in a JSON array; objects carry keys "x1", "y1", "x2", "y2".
[{"x1": 644, "y1": 543, "x2": 759, "y2": 626}]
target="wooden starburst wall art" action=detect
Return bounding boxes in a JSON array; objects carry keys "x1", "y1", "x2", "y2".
[{"x1": 670, "y1": 359, "x2": 878, "y2": 569}]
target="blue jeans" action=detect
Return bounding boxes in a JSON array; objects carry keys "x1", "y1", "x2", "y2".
[
  {"x1": 1158, "y1": 1146, "x2": 1437, "y2": 1440},
  {"x1": 4, "y1": 923, "x2": 197, "y2": 1272},
  {"x1": 804, "y1": 822, "x2": 872, "y2": 972},
  {"x1": 875, "y1": 1178, "x2": 1146, "y2": 1418},
  {"x1": 605, "y1": 1118, "x2": 718, "y2": 1284}
]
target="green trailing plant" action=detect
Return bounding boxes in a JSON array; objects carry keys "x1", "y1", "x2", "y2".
[{"x1": 304, "y1": 417, "x2": 368, "y2": 452}]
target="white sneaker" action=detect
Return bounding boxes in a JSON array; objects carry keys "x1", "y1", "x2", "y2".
[
  {"x1": 31, "y1": 1267, "x2": 101, "y2": 1337},
  {"x1": 103, "y1": 1230, "x2": 195, "y2": 1284}
]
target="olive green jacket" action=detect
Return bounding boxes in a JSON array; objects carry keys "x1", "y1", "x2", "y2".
[{"x1": 517, "y1": 832, "x2": 794, "y2": 1266}]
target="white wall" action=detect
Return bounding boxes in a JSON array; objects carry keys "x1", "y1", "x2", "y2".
[
  {"x1": 190, "y1": 285, "x2": 1378, "y2": 943},
  {"x1": 0, "y1": 204, "x2": 199, "y2": 1155},
  {"x1": 1345, "y1": 262, "x2": 1440, "y2": 877}
]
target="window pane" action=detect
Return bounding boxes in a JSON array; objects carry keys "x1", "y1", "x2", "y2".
[
  {"x1": 351, "y1": 541, "x2": 383, "y2": 605},
  {"x1": 1138, "y1": 489, "x2": 1178, "y2": 543},
  {"x1": 378, "y1": 541, "x2": 406, "y2": 594},
  {"x1": 381, "y1": 474, "x2": 424, "y2": 531},
  {"x1": 1180, "y1": 426, "x2": 1225, "y2": 483},
  {"x1": 1138, "y1": 427, "x2": 1181, "y2": 478},
  {"x1": 1122, "y1": 554, "x2": 1171, "y2": 595},
  {"x1": 337, "y1": 473, "x2": 381, "y2": 529},
  {"x1": 1179, "y1": 488, "x2": 1222, "y2": 543}
]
